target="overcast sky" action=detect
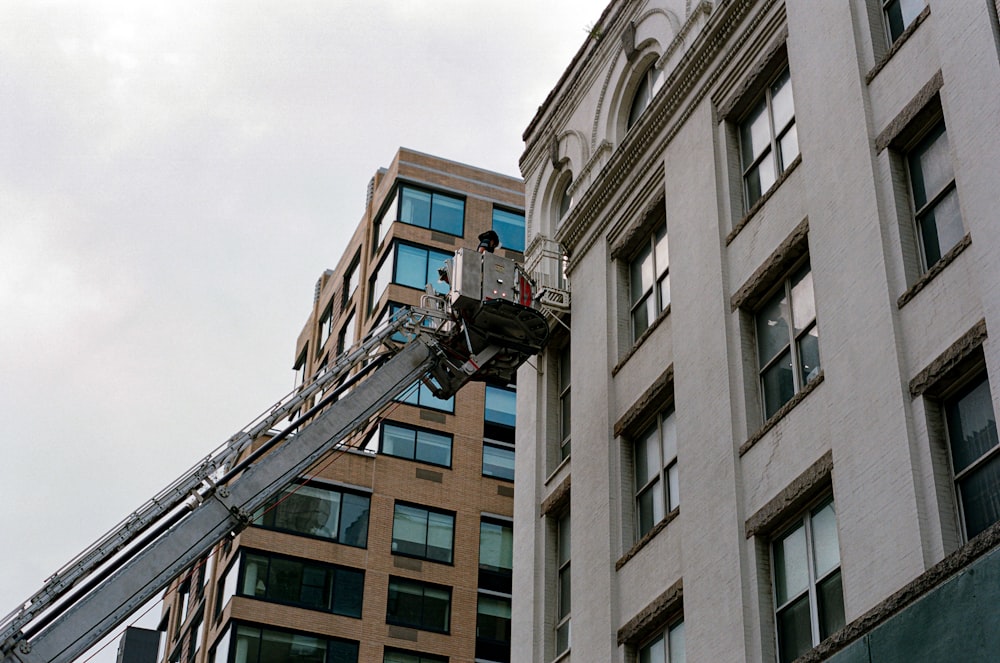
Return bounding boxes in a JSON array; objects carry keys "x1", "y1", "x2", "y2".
[{"x1": 0, "y1": 1, "x2": 609, "y2": 659}]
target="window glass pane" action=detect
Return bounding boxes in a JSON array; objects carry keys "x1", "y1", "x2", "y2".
[
  {"x1": 886, "y1": 0, "x2": 925, "y2": 41},
  {"x1": 393, "y1": 505, "x2": 429, "y2": 556},
  {"x1": 637, "y1": 483, "x2": 663, "y2": 535},
  {"x1": 483, "y1": 444, "x2": 515, "y2": 481},
  {"x1": 667, "y1": 463, "x2": 680, "y2": 511},
  {"x1": 774, "y1": 522, "x2": 808, "y2": 605},
  {"x1": 383, "y1": 424, "x2": 416, "y2": 460},
  {"x1": 492, "y1": 208, "x2": 526, "y2": 252},
  {"x1": 387, "y1": 580, "x2": 424, "y2": 626},
  {"x1": 921, "y1": 187, "x2": 963, "y2": 266},
  {"x1": 243, "y1": 554, "x2": 268, "y2": 597},
  {"x1": 431, "y1": 194, "x2": 464, "y2": 235},
  {"x1": 480, "y1": 521, "x2": 514, "y2": 572},
  {"x1": 633, "y1": 296, "x2": 653, "y2": 340},
  {"x1": 423, "y1": 585, "x2": 451, "y2": 630},
  {"x1": 912, "y1": 125, "x2": 954, "y2": 207},
  {"x1": 654, "y1": 224, "x2": 669, "y2": 275},
  {"x1": 416, "y1": 430, "x2": 452, "y2": 467},
  {"x1": 639, "y1": 634, "x2": 664, "y2": 663},
  {"x1": 811, "y1": 501, "x2": 840, "y2": 577},
  {"x1": 789, "y1": 267, "x2": 815, "y2": 333},
  {"x1": 741, "y1": 99, "x2": 770, "y2": 164},
  {"x1": 558, "y1": 566, "x2": 571, "y2": 619},
  {"x1": 770, "y1": 71, "x2": 794, "y2": 132},
  {"x1": 557, "y1": 513, "x2": 571, "y2": 565},
  {"x1": 630, "y1": 243, "x2": 654, "y2": 304},
  {"x1": 427, "y1": 249, "x2": 452, "y2": 295},
  {"x1": 779, "y1": 122, "x2": 799, "y2": 169},
  {"x1": 267, "y1": 557, "x2": 303, "y2": 604},
  {"x1": 332, "y1": 568, "x2": 364, "y2": 618},
  {"x1": 339, "y1": 492, "x2": 370, "y2": 547},
  {"x1": 635, "y1": 424, "x2": 659, "y2": 486},
  {"x1": 958, "y1": 455, "x2": 1000, "y2": 539},
  {"x1": 400, "y1": 188, "x2": 431, "y2": 228},
  {"x1": 669, "y1": 621, "x2": 685, "y2": 663},
  {"x1": 817, "y1": 569, "x2": 846, "y2": 640},
  {"x1": 628, "y1": 72, "x2": 651, "y2": 129},
  {"x1": 762, "y1": 351, "x2": 795, "y2": 419},
  {"x1": 395, "y1": 244, "x2": 428, "y2": 289},
  {"x1": 776, "y1": 594, "x2": 813, "y2": 663},
  {"x1": 798, "y1": 326, "x2": 821, "y2": 385},
  {"x1": 757, "y1": 285, "x2": 792, "y2": 365},
  {"x1": 661, "y1": 411, "x2": 677, "y2": 463},
  {"x1": 556, "y1": 620, "x2": 571, "y2": 655},
  {"x1": 234, "y1": 626, "x2": 261, "y2": 663},
  {"x1": 427, "y1": 511, "x2": 455, "y2": 563},
  {"x1": 658, "y1": 273, "x2": 671, "y2": 313},
  {"x1": 485, "y1": 385, "x2": 517, "y2": 427},
  {"x1": 947, "y1": 377, "x2": 999, "y2": 473}
]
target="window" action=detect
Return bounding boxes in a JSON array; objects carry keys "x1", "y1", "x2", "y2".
[
  {"x1": 397, "y1": 378, "x2": 455, "y2": 413},
  {"x1": 492, "y1": 207, "x2": 526, "y2": 253},
  {"x1": 555, "y1": 511, "x2": 571, "y2": 655},
  {"x1": 318, "y1": 304, "x2": 334, "y2": 356},
  {"x1": 906, "y1": 120, "x2": 963, "y2": 271},
  {"x1": 381, "y1": 422, "x2": 452, "y2": 467},
  {"x1": 386, "y1": 577, "x2": 452, "y2": 633},
  {"x1": 484, "y1": 384, "x2": 516, "y2": 480},
  {"x1": 188, "y1": 613, "x2": 203, "y2": 663},
  {"x1": 555, "y1": 172, "x2": 573, "y2": 222},
  {"x1": 383, "y1": 648, "x2": 447, "y2": 663},
  {"x1": 294, "y1": 347, "x2": 308, "y2": 387},
  {"x1": 215, "y1": 558, "x2": 238, "y2": 623},
  {"x1": 884, "y1": 0, "x2": 925, "y2": 43},
  {"x1": 240, "y1": 551, "x2": 364, "y2": 618},
  {"x1": 638, "y1": 620, "x2": 685, "y2": 663},
  {"x1": 225, "y1": 624, "x2": 358, "y2": 663},
  {"x1": 391, "y1": 503, "x2": 455, "y2": 563},
  {"x1": 253, "y1": 481, "x2": 370, "y2": 548},
  {"x1": 634, "y1": 409, "x2": 679, "y2": 538},
  {"x1": 369, "y1": 242, "x2": 452, "y2": 312},
  {"x1": 483, "y1": 443, "x2": 515, "y2": 482},
  {"x1": 559, "y1": 345, "x2": 572, "y2": 461},
  {"x1": 944, "y1": 374, "x2": 1000, "y2": 540},
  {"x1": 373, "y1": 184, "x2": 465, "y2": 241},
  {"x1": 479, "y1": 518, "x2": 514, "y2": 594},
  {"x1": 755, "y1": 262, "x2": 820, "y2": 421},
  {"x1": 740, "y1": 67, "x2": 798, "y2": 209},
  {"x1": 629, "y1": 220, "x2": 670, "y2": 341},
  {"x1": 476, "y1": 594, "x2": 512, "y2": 662},
  {"x1": 343, "y1": 253, "x2": 360, "y2": 310},
  {"x1": 772, "y1": 498, "x2": 845, "y2": 663},
  {"x1": 627, "y1": 63, "x2": 664, "y2": 131},
  {"x1": 337, "y1": 310, "x2": 356, "y2": 355}
]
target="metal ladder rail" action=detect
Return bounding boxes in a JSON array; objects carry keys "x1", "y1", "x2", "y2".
[
  {"x1": 0, "y1": 305, "x2": 447, "y2": 650},
  {"x1": 2, "y1": 337, "x2": 441, "y2": 663}
]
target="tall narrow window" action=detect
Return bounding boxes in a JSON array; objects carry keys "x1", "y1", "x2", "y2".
[
  {"x1": 559, "y1": 346, "x2": 572, "y2": 461},
  {"x1": 627, "y1": 63, "x2": 664, "y2": 131},
  {"x1": 343, "y1": 253, "x2": 360, "y2": 310},
  {"x1": 484, "y1": 384, "x2": 516, "y2": 481},
  {"x1": 906, "y1": 120, "x2": 963, "y2": 271},
  {"x1": 755, "y1": 262, "x2": 820, "y2": 420},
  {"x1": 555, "y1": 511, "x2": 571, "y2": 656},
  {"x1": 884, "y1": 0, "x2": 926, "y2": 43},
  {"x1": 944, "y1": 374, "x2": 1000, "y2": 540},
  {"x1": 479, "y1": 518, "x2": 514, "y2": 594},
  {"x1": 476, "y1": 594, "x2": 512, "y2": 662},
  {"x1": 772, "y1": 498, "x2": 845, "y2": 663},
  {"x1": 318, "y1": 304, "x2": 334, "y2": 356},
  {"x1": 634, "y1": 409, "x2": 679, "y2": 538},
  {"x1": 740, "y1": 68, "x2": 798, "y2": 209},
  {"x1": 629, "y1": 220, "x2": 670, "y2": 341}
]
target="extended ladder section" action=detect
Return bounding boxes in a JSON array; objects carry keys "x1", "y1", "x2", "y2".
[{"x1": 1, "y1": 251, "x2": 549, "y2": 663}]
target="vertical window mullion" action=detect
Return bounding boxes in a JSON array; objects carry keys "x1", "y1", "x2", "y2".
[{"x1": 803, "y1": 513, "x2": 821, "y2": 648}]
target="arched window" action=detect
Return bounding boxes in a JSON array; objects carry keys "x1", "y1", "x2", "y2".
[
  {"x1": 627, "y1": 64, "x2": 663, "y2": 131},
  {"x1": 556, "y1": 172, "x2": 574, "y2": 222}
]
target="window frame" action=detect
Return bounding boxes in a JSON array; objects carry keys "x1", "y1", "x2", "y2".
[
  {"x1": 770, "y1": 496, "x2": 845, "y2": 663},
  {"x1": 252, "y1": 480, "x2": 371, "y2": 549},
  {"x1": 479, "y1": 517, "x2": 514, "y2": 595},
  {"x1": 628, "y1": 219, "x2": 670, "y2": 343},
  {"x1": 491, "y1": 206, "x2": 526, "y2": 253},
  {"x1": 558, "y1": 345, "x2": 571, "y2": 462},
  {"x1": 476, "y1": 592, "x2": 512, "y2": 663},
  {"x1": 627, "y1": 62, "x2": 664, "y2": 132},
  {"x1": 386, "y1": 576, "x2": 453, "y2": 634},
  {"x1": 380, "y1": 420, "x2": 453, "y2": 467},
  {"x1": 236, "y1": 549, "x2": 365, "y2": 618},
  {"x1": 555, "y1": 510, "x2": 571, "y2": 656},
  {"x1": 883, "y1": 0, "x2": 926, "y2": 44},
  {"x1": 391, "y1": 502, "x2": 456, "y2": 564},
  {"x1": 738, "y1": 65, "x2": 799, "y2": 211},
  {"x1": 633, "y1": 408, "x2": 679, "y2": 540},
  {"x1": 753, "y1": 259, "x2": 820, "y2": 422},
  {"x1": 941, "y1": 371, "x2": 1000, "y2": 542},
  {"x1": 221, "y1": 622, "x2": 359, "y2": 663},
  {"x1": 637, "y1": 617, "x2": 685, "y2": 663}
]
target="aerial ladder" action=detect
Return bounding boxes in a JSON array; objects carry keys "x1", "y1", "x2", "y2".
[{"x1": 0, "y1": 248, "x2": 549, "y2": 663}]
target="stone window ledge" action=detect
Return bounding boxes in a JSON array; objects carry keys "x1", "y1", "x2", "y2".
[
  {"x1": 616, "y1": 579, "x2": 683, "y2": 646},
  {"x1": 908, "y1": 318, "x2": 987, "y2": 398},
  {"x1": 866, "y1": 5, "x2": 931, "y2": 85},
  {"x1": 616, "y1": 508, "x2": 679, "y2": 571},
  {"x1": 740, "y1": 372, "x2": 825, "y2": 457},
  {"x1": 897, "y1": 234, "x2": 971, "y2": 309},
  {"x1": 613, "y1": 306, "x2": 671, "y2": 377},
  {"x1": 727, "y1": 155, "x2": 803, "y2": 246},
  {"x1": 745, "y1": 451, "x2": 833, "y2": 539}
]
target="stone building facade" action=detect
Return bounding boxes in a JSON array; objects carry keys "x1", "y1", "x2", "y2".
[{"x1": 514, "y1": 1, "x2": 1000, "y2": 662}]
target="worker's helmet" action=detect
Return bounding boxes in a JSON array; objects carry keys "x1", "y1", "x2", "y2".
[{"x1": 477, "y1": 230, "x2": 500, "y2": 253}]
